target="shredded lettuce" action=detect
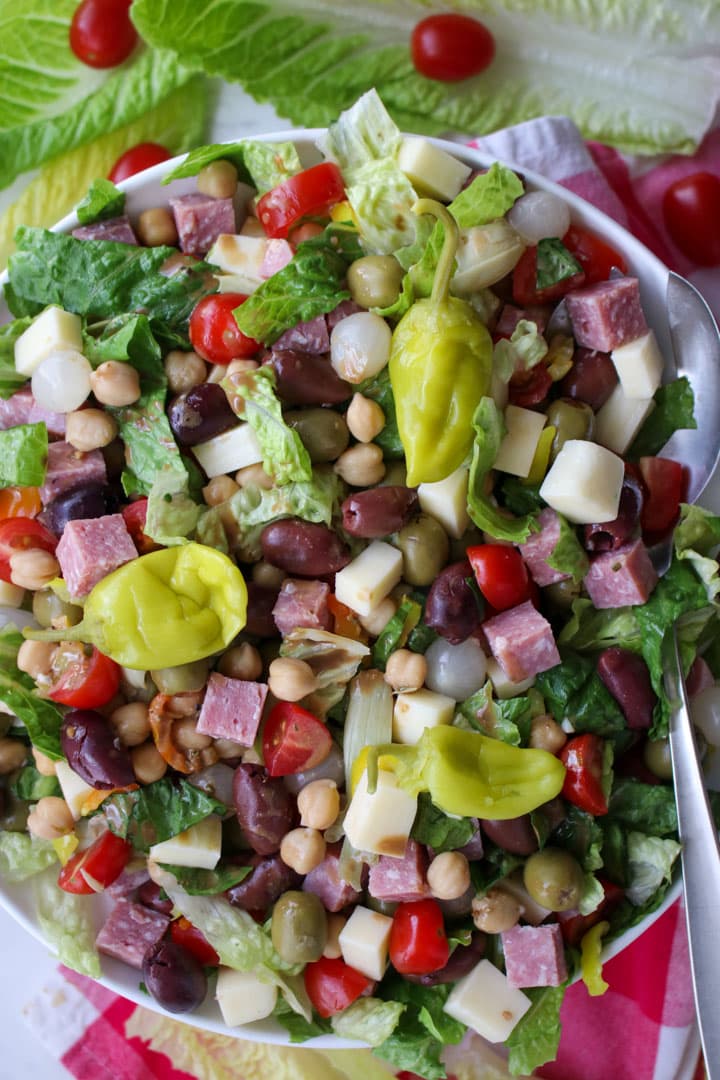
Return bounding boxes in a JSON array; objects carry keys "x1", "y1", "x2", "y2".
[
  {"x1": 627, "y1": 376, "x2": 697, "y2": 458},
  {"x1": 546, "y1": 514, "x2": 590, "y2": 585},
  {"x1": 102, "y1": 778, "x2": 226, "y2": 852},
  {"x1": 375, "y1": 977, "x2": 464, "y2": 1080},
  {"x1": 331, "y1": 998, "x2": 406, "y2": 1046},
  {"x1": 493, "y1": 320, "x2": 548, "y2": 383},
  {"x1": 163, "y1": 138, "x2": 302, "y2": 192},
  {"x1": 144, "y1": 469, "x2": 202, "y2": 546},
  {"x1": 156, "y1": 862, "x2": 252, "y2": 895},
  {"x1": 280, "y1": 627, "x2": 369, "y2": 716},
  {"x1": 0, "y1": 421, "x2": 48, "y2": 487},
  {"x1": 34, "y1": 875, "x2": 101, "y2": 978},
  {"x1": 625, "y1": 831, "x2": 682, "y2": 905},
  {"x1": 0, "y1": 832, "x2": 57, "y2": 882},
  {"x1": 0, "y1": 317, "x2": 32, "y2": 397},
  {"x1": 535, "y1": 238, "x2": 582, "y2": 289},
  {"x1": 506, "y1": 985, "x2": 566, "y2": 1077},
  {"x1": 224, "y1": 366, "x2": 312, "y2": 485},
  {"x1": 0, "y1": 625, "x2": 64, "y2": 760},
  {"x1": 467, "y1": 397, "x2": 537, "y2": 542},
  {"x1": 410, "y1": 793, "x2": 475, "y2": 853}
]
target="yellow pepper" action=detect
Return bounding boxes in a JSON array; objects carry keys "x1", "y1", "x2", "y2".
[
  {"x1": 52, "y1": 833, "x2": 79, "y2": 866},
  {"x1": 580, "y1": 920, "x2": 610, "y2": 996}
]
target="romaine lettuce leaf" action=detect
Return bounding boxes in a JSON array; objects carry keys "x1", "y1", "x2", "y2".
[
  {"x1": 372, "y1": 596, "x2": 421, "y2": 670},
  {"x1": 156, "y1": 862, "x2": 252, "y2": 895},
  {"x1": 535, "y1": 652, "x2": 628, "y2": 743},
  {"x1": 102, "y1": 778, "x2": 225, "y2": 852},
  {"x1": 34, "y1": 875, "x2": 101, "y2": 978},
  {"x1": 0, "y1": 421, "x2": 47, "y2": 487},
  {"x1": 0, "y1": 317, "x2": 31, "y2": 397},
  {"x1": 455, "y1": 681, "x2": 532, "y2": 746},
  {"x1": 0, "y1": 624, "x2": 64, "y2": 759},
  {"x1": 467, "y1": 397, "x2": 537, "y2": 542},
  {"x1": 546, "y1": 513, "x2": 589, "y2": 585},
  {"x1": 331, "y1": 997, "x2": 405, "y2": 1046},
  {"x1": 0, "y1": 832, "x2": 57, "y2": 882},
  {"x1": 280, "y1": 627, "x2": 369, "y2": 716},
  {"x1": 410, "y1": 792, "x2": 475, "y2": 853},
  {"x1": 627, "y1": 376, "x2": 697, "y2": 459},
  {"x1": 356, "y1": 367, "x2": 403, "y2": 459},
  {"x1": 144, "y1": 470, "x2": 202, "y2": 546},
  {"x1": 493, "y1": 320, "x2": 548, "y2": 383},
  {"x1": 673, "y1": 503, "x2": 720, "y2": 602},
  {"x1": 506, "y1": 984, "x2": 566, "y2": 1077},
  {"x1": 450, "y1": 163, "x2": 524, "y2": 229},
  {"x1": 376, "y1": 977, "x2": 464, "y2": 1080},
  {"x1": 11, "y1": 764, "x2": 61, "y2": 802},
  {"x1": 75, "y1": 179, "x2": 125, "y2": 226},
  {"x1": 625, "y1": 831, "x2": 681, "y2": 905},
  {"x1": 535, "y1": 238, "x2": 582, "y2": 289},
  {"x1": 224, "y1": 365, "x2": 312, "y2": 485},
  {"x1": 607, "y1": 777, "x2": 678, "y2": 836},
  {"x1": 163, "y1": 139, "x2": 302, "y2": 193},
  {"x1": 272, "y1": 998, "x2": 332, "y2": 1042}
]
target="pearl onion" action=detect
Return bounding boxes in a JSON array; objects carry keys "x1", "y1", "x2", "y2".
[
  {"x1": 330, "y1": 312, "x2": 391, "y2": 383},
  {"x1": 31, "y1": 350, "x2": 92, "y2": 412},
  {"x1": 507, "y1": 190, "x2": 571, "y2": 244},
  {"x1": 424, "y1": 636, "x2": 487, "y2": 700}
]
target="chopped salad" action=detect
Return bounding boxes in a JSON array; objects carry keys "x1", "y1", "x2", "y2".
[{"x1": 1, "y1": 89, "x2": 720, "y2": 1078}]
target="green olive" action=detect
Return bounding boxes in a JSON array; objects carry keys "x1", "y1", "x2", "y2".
[
  {"x1": 32, "y1": 588, "x2": 83, "y2": 629},
  {"x1": 546, "y1": 399, "x2": 595, "y2": 461},
  {"x1": 271, "y1": 890, "x2": 327, "y2": 964},
  {"x1": 347, "y1": 255, "x2": 404, "y2": 310},
  {"x1": 393, "y1": 513, "x2": 450, "y2": 587},
  {"x1": 285, "y1": 409, "x2": 350, "y2": 463},
  {"x1": 544, "y1": 577, "x2": 582, "y2": 612},
  {"x1": 642, "y1": 737, "x2": 673, "y2": 781},
  {"x1": 523, "y1": 847, "x2": 584, "y2": 911},
  {"x1": 150, "y1": 659, "x2": 210, "y2": 694}
]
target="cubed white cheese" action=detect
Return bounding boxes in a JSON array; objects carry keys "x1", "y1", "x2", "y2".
[
  {"x1": 343, "y1": 768, "x2": 417, "y2": 858},
  {"x1": 216, "y1": 968, "x2": 278, "y2": 1026},
  {"x1": 0, "y1": 581, "x2": 25, "y2": 608},
  {"x1": 539, "y1": 439, "x2": 624, "y2": 524},
  {"x1": 594, "y1": 384, "x2": 655, "y2": 455},
  {"x1": 14, "y1": 306, "x2": 83, "y2": 377},
  {"x1": 215, "y1": 273, "x2": 262, "y2": 296},
  {"x1": 334, "y1": 540, "x2": 403, "y2": 616},
  {"x1": 393, "y1": 687, "x2": 455, "y2": 746},
  {"x1": 417, "y1": 466, "x2": 469, "y2": 539},
  {"x1": 148, "y1": 816, "x2": 222, "y2": 870},
  {"x1": 207, "y1": 233, "x2": 267, "y2": 278},
  {"x1": 397, "y1": 137, "x2": 472, "y2": 202},
  {"x1": 493, "y1": 405, "x2": 546, "y2": 478},
  {"x1": 338, "y1": 905, "x2": 393, "y2": 981},
  {"x1": 452, "y1": 221, "x2": 525, "y2": 294},
  {"x1": 610, "y1": 330, "x2": 664, "y2": 400},
  {"x1": 55, "y1": 760, "x2": 97, "y2": 820},
  {"x1": 192, "y1": 423, "x2": 263, "y2": 477},
  {"x1": 485, "y1": 657, "x2": 536, "y2": 699},
  {"x1": 444, "y1": 959, "x2": 532, "y2": 1043}
]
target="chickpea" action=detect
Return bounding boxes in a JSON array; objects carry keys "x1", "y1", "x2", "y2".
[
  {"x1": 110, "y1": 702, "x2": 151, "y2": 748},
  {"x1": 358, "y1": 597, "x2": 396, "y2": 637},
  {"x1": 297, "y1": 779, "x2": 340, "y2": 831},
  {"x1": 280, "y1": 827, "x2": 327, "y2": 875},
  {"x1": 427, "y1": 851, "x2": 471, "y2": 901},
  {"x1": 202, "y1": 475, "x2": 240, "y2": 507},
  {"x1": 174, "y1": 717, "x2": 213, "y2": 751},
  {"x1": 10, "y1": 549, "x2": 60, "y2": 591},
  {"x1": 471, "y1": 887, "x2": 522, "y2": 934},
  {"x1": 242, "y1": 745, "x2": 263, "y2": 766},
  {"x1": 27, "y1": 796, "x2": 75, "y2": 840},
  {"x1": 90, "y1": 361, "x2": 141, "y2": 407},
  {"x1": 235, "y1": 462, "x2": 273, "y2": 490},
  {"x1": 65, "y1": 408, "x2": 118, "y2": 451},
  {"x1": 218, "y1": 642, "x2": 263, "y2": 681},
  {"x1": 346, "y1": 394, "x2": 385, "y2": 443},
  {"x1": 226, "y1": 358, "x2": 259, "y2": 379},
  {"x1": 384, "y1": 649, "x2": 427, "y2": 692},
  {"x1": 0, "y1": 737, "x2": 28, "y2": 775},
  {"x1": 132, "y1": 742, "x2": 167, "y2": 784},
  {"x1": 334, "y1": 442, "x2": 385, "y2": 487},
  {"x1": 163, "y1": 349, "x2": 207, "y2": 395},
  {"x1": 529, "y1": 714, "x2": 567, "y2": 754},
  {"x1": 136, "y1": 207, "x2": 178, "y2": 247},
  {"x1": 32, "y1": 747, "x2": 57, "y2": 777},
  {"x1": 268, "y1": 657, "x2": 318, "y2": 702},
  {"x1": 323, "y1": 913, "x2": 346, "y2": 959},
  {"x1": 251, "y1": 560, "x2": 286, "y2": 589},
  {"x1": 197, "y1": 159, "x2": 239, "y2": 200},
  {"x1": 17, "y1": 640, "x2": 57, "y2": 682}
]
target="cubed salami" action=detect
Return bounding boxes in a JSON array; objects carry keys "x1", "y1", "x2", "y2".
[
  {"x1": 106, "y1": 863, "x2": 151, "y2": 901},
  {"x1": 583, "y1": 539, "x2": 658, "y2": 609},
  {"x1": 565, "y1": 278, "x2": 648, "y2": 352},
  {"x1": 501, "y1": 923, "x2": 568, "y2": 988},
  {"x1": 495, "y1": 303, "x2": 549, "y2": 338},
  {"x1": 0, "y1": 388, "x2": 66, "y2": 437},
  {"x1": 196, "y1": 672, "x2": 268, "y2": 747},
  {"x1": 303, "y1": 842, "x2": 364, "y2": 912},
  {"x1": 40, "y1": 441, "x2": 107, "y2": 504},
  {"x1": 72, "y1": 216, "x2": 138, "y2": 245},
  {"x1": 96, "y1": 899, "x2": 170, "y2": 969},
  {"x1": 483, "y1": 601, "x2": 561, "y2": 682},
  {"x1": 169, "y1": 193, "x2": 236, "y2": 255},
  {"x1": 272, "y1": 579, "x2": 332, "y2": 637},
  {"x1": 260, "y1": 238, "x2": 294, "y2": 278},
  {"x1": 368, "y1": 840, "x2": 430, "y2": 902},
  {"x1": 518, "y1": 508, "x2": 571, "y2": 587},
  {"x1": 56, "y1": 514, "x2": 137, "y2": 597},
  {"x1": 273, "y1": 316, "x2": 330, "y2": 354}
]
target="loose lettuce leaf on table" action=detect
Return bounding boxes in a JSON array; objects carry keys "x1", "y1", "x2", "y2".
[{"x1": 0, "y1": 421, "x2": 47, "y2": 487}]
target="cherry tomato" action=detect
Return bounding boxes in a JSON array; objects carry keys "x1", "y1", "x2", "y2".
[
  {"x1": 0, "y1": 486, "x2": 41, "y2": 519},
  {"x1": 508, "y1": 363, "x2": 553, "y2": 408},
  {"x1": 0, "y1": 517, "x2": 58, "y2": 584},
  {"x1": 557, "y1": 878, "x2": 624, "y2": 946},
  {"x1": 410, "y1": 14, "x2": 495, "y2": 82},
  {"x1": 47, "y1": 646, "x2": 121, "y2": 710},
  {"x1": 662, "y1": 172, "x2": 720, "y2": 267},
  {"x1": 170, "y1": 917, "x2": 220, "y2": 967},
  {"x1": 189, "y1": 293, "x2": 261, "y2": 365},
  {"x1": 303, "y1": 956, "x2": 373, "y2": 1018},
  {"x1": 467, "y1": 544, "x2": 532, "y2": 611},
  {"x1": 562, "y1": 225, "x2": 628, "y2": 284},
  {"x1": 638, "y1": 456, "x2": 686, "y2": 537},
  {"x1": 389, "y1": 899, "x2": 449, "y2": 976},
  {"x1": 256, "y1": 163, "x2": 345, "y2": 239},
  {"x1": 58, "y1": 830, "x2": 132, "y2": 894},
  {"x1": 559, "y1": 733, "x2": 608, "y2": 817},
  {"x1": 108, "y1": 142, "x2": 172, "y2": 184},
  {"x1": 262, "y1": 701, "x2": 333, "y2": 778},
  {"x1": 512, "y1": 245, "x2": 586, "y2": 307},
  {"x1": 122, "y1": 498, "x2": 160, "y2": 554},
  {"x1": 70, "y1": 0, "x2": 137, "y2": 69}
]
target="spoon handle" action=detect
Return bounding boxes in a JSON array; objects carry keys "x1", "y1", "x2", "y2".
[{"x1": 663, "y1": 626, "x2": 720, "y2": 1078}]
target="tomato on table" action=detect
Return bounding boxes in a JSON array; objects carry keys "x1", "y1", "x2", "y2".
[
  {"x1": 389, "y1": 899, "x2": 449, "y2": 975},
  {"x1": 511, "y1": 245, "x2": 586, "y2": 306},
  {"x1": 256, "y1": 163, "x2": 345, "y2": 239},
  {"x1": 410, "y1": 14, "x2": 495, "y2": 82},
  {"x1": 170, "y1": 917, "x2": 220, "y2": 967},
  {"x1": 108, "y1": 142, "x2": 172, "y2": 183},
  {"x1": 638, "y1": 456, "x2": 686, "y2": 537},
  {"x1": 467, "y1": 544, "x2": 532, "y2": 611},
  {"x1": 662, "y1": 172, "x2": 720, "y2": 266},
  {"x1": 122, "y1": 497, "x2": 160, "y2": 554},
  {"x1": 262, "y1": 701, "x2": 332, "y2": 777},
  {"x1": 559, "y1": 733, "x2": 609, "y2": 817},
  {"x1": 58, "y1": 830, "x2": 132, "y2": 894},
  {"x1": 47, "y1": 645, "x2": 121, "y2": 710},
  {"x1": 189, "y1": 293, "x2": 261, "y2": 364},
  {"x1": 304, "y1": 956, "x2": 373, "y2": 1018},
  {"x1": 70, "y1": 0, "x2": 137, "y2": 69},
  {"x1": 0, "y1": 486, "x2": 41, "y2": 519},
  {"x1": 562, "y1": 225, "x2": 628, "y2": 284},
  {"x1": 0, "y1": 517, "x2": 57, "y2": 583}
]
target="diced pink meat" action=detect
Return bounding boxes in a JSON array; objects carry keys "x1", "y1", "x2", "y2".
[
  {"x1": 303, "y1": 843, "x2": 364, "y2": 912},
  {"x1": 195, "y1": 672, "x2": 268, "y2": 747},
  {"x1": 501, "y1": 923, "x2": 568, "y2": 988},
  {"x1": 96, "y1": 899, "x2": 170, "y2": 970},
  {"x1": 687, "y1": 656, "x2": 716, "y2": 699},
  {"x1": 106, "y1": 864, "x2": 151, "y2": 901},
  {"x1": 495, "y1": 303, "x2": 549, "y2": 338},
  {"x1": 272, "y1": 578, "x2": 332, "y2": 637},
  {"x1": 483, "y1": 601, "x2": 561, "y2": 682},
  {"x1": 39, "y1": 441, "x2": 107, "y2": 504},
  {"x1": 583, "y1": 539, "x2": 658, "y2": 609},
  {"x1": 518, "y1": 508, "x2": 571, "y2": 587},
  {"x1": 326, "y1": 299, "x2": 363, "y2": 330},
  {"x1": 273, "y1": 316, "x2": 330, "y2": 354},
  {"x1": 169, "y1": 193, "x2": 236, "y2": 256},
  {"x1": 0, "y1": 388, "x2": 66, "y2": 437},
  {"x1": 565, "y1": 277, "x2": 648, "y2": 352},
  {"x1": 72, "y1": 216, "x2": 138, "y2": 245},
  {"x1": 260, "y1": 238, "x2": 294, "y2": 278},
  {"x1": 56, "y1": 514, "x2": 137, "y2": 597},
  {"x1": 368, "y1": 840, "x2": 430, "y2": 902}
]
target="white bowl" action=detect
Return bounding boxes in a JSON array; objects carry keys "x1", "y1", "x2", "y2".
[{"x1": 0, "y1": 131, "x2": 698, "y2": 1048}]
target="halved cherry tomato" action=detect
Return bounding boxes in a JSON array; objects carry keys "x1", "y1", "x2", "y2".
[
  {"x1": 122, "y1": 497, "x2": 160, "y2": 554},
  {"x1": 58, "y1": 830, "x2": 132, "y2": 894},
  {"x1": 389, "y1": 899, "x2": 449, "y2": 976},
  {"x1": 189, "y1": 293, "x2": 261, "y2": 364},
  {"x1": 559, "y1": 733, "x2": 608, "y2": 817},
  {"x1": 70, "y1": 0, "x2": 137, "y2": 69},
  {"x1": 467, "y1": 544, "x2": 532, "y2": 612},
  {"x1": 512, "y1": 245, "x2": 586, "y2": 307},
  {"x1": 639, "y1": 456, "x2": 686, "y2": 537},
  {"x1": 108, "y1": 142, "x2": 172, "y2": 183},
  {"x1": 562, "y1": 225, "x2": 628, "y2": 284},
  {"x1": 0, "y1": 486, "x2": 41, "y2": 519},
  {"x1": 303, "y1": 956, "x2": 373, "y2": 1018},
  {"x1": 262, "y1": 701, "x2": 333, "y2": 777},
  {"x1": 170, "y1": 917, "x2": 220, "y2": 967},
  {"x1": 0, "y1": 517, "x2": 58, "y2": 583},
  {"x1": 47, "y1": 645, "x2": 121, "y2": 710},
  {"x1": 256, "y1": 162, "x2": 345, "y2": 239},
  {"x1": 557, "y1": 878, "x2": 624, "y2": 946},
  {"x1": 662, "y1": 172, "x2": 720, "y2": 267},
  {"x1": 410, "y1": 14, "x2": 495, "y2": 82}
]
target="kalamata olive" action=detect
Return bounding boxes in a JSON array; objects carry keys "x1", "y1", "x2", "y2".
[
  {"x1": 546, "y1": 398, "x2": 595, "y2": 462},
  {"x1": 559, "y1": 347, "x2": 618, "y2": 410},
  {"x1": 260, "y1": 519, "x2": 350, "y2": 576},
  {"x1": 137, "y1": 880, "x2": 174, "y2": 916},
  {"x1": 142, "y1": 939, "x2": 208, "y2": 1014},
  {"x1": 32, "y1": 588, "x2": 83, "y2": 629},
  {"x1": 244, "y1": 583, "x2": 280, "y2": 638},
  {"x1": 61, "y1": 709, "x2": 135, "y2": 789},
  {"x1": 227, "y1": 853, "x2": 301, "y2": 912},
  {"x1": 347, "y1": 255, "x2": 404, "y2": 309},
  {"x1": 643, "y1": 736, "x2": 673, "y2": 780},
  {"x1": 584, "y1": 472, "x2": 644, "y2": 552},
  {"x1": 405, "y1": 930, "x2": 486, "y2": 986},
  {"x1": 455, "y1": 820, "x2": 485, "y2": 861},
  {"x1": 271, "y1": 890, "x2": 328, "y2": 964},
  {"x1": 393, "y1": 514, "x2": 450, "y2": 586},
  {"x1": 596, "y1": 647, "x2": 656, "y2": 729},
  {"x1": 481, "y1": 815, "x2": 539, "y2": 856},
  {"x1": 286, "y1": 409, "x2": 350, "y2": 462},
  {"x1": 233, "y1": 763, "x2": 296, "y2": 854},
  {"x1": 342, "y1": 486, "x2": 419, "y2": 538},
  {"x1": 283, "y1": 741, "x2": 345, "y2": 795},
  {"x1": 523, "y1": 847, "x2": 584, "y2": 911},
  {"x1": 270, "y1": 350, "x2": 352, "y2": 406},
  {"x1": 39, "y1": 482, "x2": 117, "y2": 536},
  {"x1": 168, "y1": 382, "x2": 236, "y2": 446},
  {"x1": 425, "y1": 560, "x2": 483, "y2": 645}
]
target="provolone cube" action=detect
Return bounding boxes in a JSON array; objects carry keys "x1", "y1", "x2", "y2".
[
  {"x1": 452, "y1": 221, "x2": 525, "y2": 294},
  {"x1": 192, "y1": 423, "x2": 263, "y2": 477},
  {"x1": 594, "y1": 384, "x2": 655, "y2": 455},
  {"x1": 55, "y1": 760, "x2": 97, "y2": 820},
  {"x1": 207, "y1": 233, "x2": 267, "y2": 277},
  {"x1": 398, "y1": 137, "x2": 471, "y2": 202},
  {"x1": 338, "y1": 905, "x2": 393, "y2": 981},
  {"x1": 215, "y1": 273, "x2": 262, "y2": 295},
  {"x1": 149, "y1": 815, "x2": 222, "y2": 869},
  {"x1": 444, "y1": 959, "x2": 532, "y2": 1043},
  {"x1": 610, "y1": 330, "x2": 664, "y2": 399},
  {"x1": 216, "y1": 968, "x2": 278, "y2": 1026},
  {"x1": 485, "y1": 656, "x2": 536, "y2": 699},
  {"x1": 393, "y1": 688, "x2": 455, "y2": 745},
  {"x1": 493, "y1": 405, "x2": 546, "y2": 478},
  {"x1": 334, "y1": 540, "x2": 403, "y2": 616},
  {"x1": 539, "y1": 439, "x2": 624, "y2": 524},
  {"x1": 343, "y1": 768, "x2": 417, "y2": 857},
  {"x1": 418, "y1": 466, "x2": 469, "y2": 539},
  {"x1": 14, "y1": 306, "x2": 83, "y2": 376}
]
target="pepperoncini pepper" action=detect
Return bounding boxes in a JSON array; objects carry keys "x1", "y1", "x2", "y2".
[
  {"x1": 580, "y1": 920, "x2": 610, "y2": 996},
  {"x1": 389, "y1": 199, "x2": 492, "y2": 485},
  {"x1": 24, "y1": 542, "x2": 247, "y2": 670}
]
